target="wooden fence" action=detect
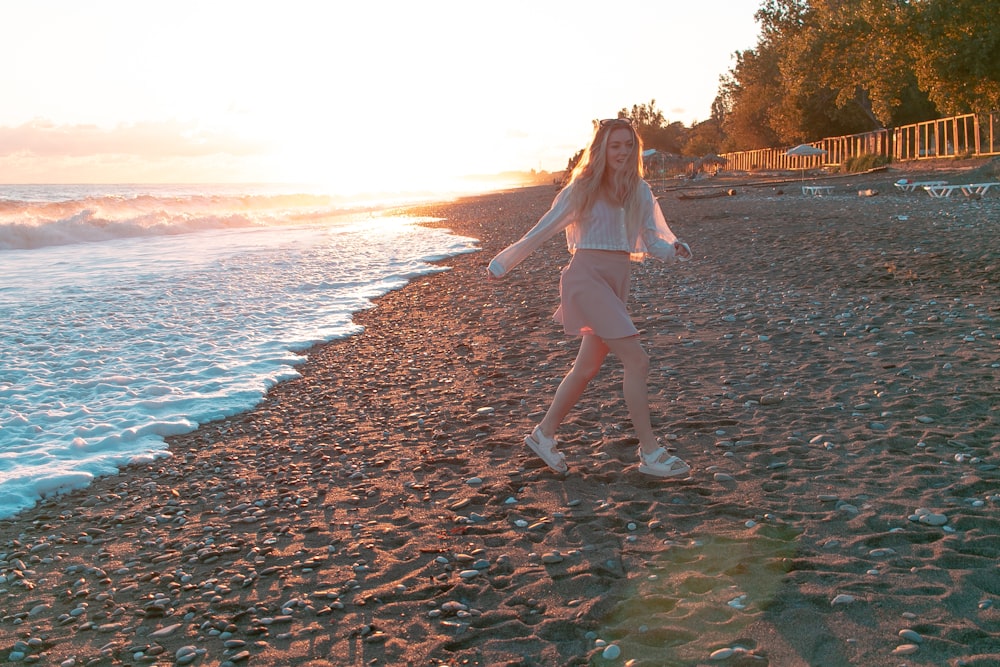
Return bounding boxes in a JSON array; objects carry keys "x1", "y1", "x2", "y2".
[{"x1": 721, "y1": 112, "x2": 1000, "y2": 172}]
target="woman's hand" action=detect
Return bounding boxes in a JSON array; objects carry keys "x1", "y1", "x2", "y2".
[{"x1": 674, "y1": 241, "x2": 692, "y2": 261}]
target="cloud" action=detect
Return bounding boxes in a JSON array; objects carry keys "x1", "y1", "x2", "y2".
[
  {"x1": 0, "y1": 152, "x2": 274, "y2": 184},
  {"x1": 0, "y1": 119, "x2": 270, "y2": 158}
]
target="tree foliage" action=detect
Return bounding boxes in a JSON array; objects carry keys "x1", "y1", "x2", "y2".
[
  {"x1": 912, "y1": 0, "x2": 1000, "y2": 115},
  {"x1": 617, "y1": 100, "x2": 689, "y2": 154},
  {"x1": 717, "y1": 46, "x2": 784, "y2": 150},
  {"x1": 715, "y1": 0, "x2": 1000, "y2": 151},
  {"x1": 566, "y1": 1, "x2": 998, "y2": 166}
]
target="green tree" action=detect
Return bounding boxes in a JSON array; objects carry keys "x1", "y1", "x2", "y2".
[
  {"x1": 716, "y1": 0, "x2": 1000, "y2": 151},
  {"x1": 716, "y1": 46, "x2": 784, "y2": 150},
  {"x1": 617, "y1": 100, "x2": 689, "y2": 154},
  {"x1": 787, "y1": 0, "x2": 938, "y2": 128},
  {"x1": 565, "y1": 148, "x2": 584, "y2": 176},
  {"x1": 912, "y1": 0, "x2": 1000, "y2": 115},
  {"x1": 756, "y1": 0, "x2": 894, "y2": 138},
  {"x1": 683, "y1": 117, "x2": 726, "y2": 157}
]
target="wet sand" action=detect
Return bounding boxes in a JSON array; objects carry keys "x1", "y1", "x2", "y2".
[{"x1": 1, "y1": 161, "x2": 998, "y2": 666}]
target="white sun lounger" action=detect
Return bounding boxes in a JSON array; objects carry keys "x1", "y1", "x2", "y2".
[
  {"x1": 802, "y1": 185, "x2": 835, "y2": 196},
  {"x1": 923, "y1": 182, "x2": 1000, "y2": 198},
  {"x1": 960, "y1": 182, "x2": 999, "y2": 196},
  {"x1": 894, "y1": 180, "x2": 946, "y2": 192}
]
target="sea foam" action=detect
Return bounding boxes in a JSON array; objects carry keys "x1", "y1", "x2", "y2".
[{"x1": 0, "y1": 184, "x2": 480, "y2": 519}]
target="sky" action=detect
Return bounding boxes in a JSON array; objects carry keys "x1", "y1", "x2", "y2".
[{"x1": 0, "y1": 0, "x2": 762, "y2": 193}]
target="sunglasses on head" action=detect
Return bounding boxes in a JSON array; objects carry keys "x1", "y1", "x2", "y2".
[{"x1": 599, "y1": 118, "x2": 635, "y2": 127}]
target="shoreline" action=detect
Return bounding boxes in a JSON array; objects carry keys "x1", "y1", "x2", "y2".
[{"x1": 2, "y1": 172, "x2": 998, "y2": 666}]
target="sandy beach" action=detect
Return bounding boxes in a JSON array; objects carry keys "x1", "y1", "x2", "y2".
[{"x1": 2, "y1": 161, "x2": 998, "y2": 666}]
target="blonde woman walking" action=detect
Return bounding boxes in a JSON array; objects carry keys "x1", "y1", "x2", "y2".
[{"x1": 488, "y1": 117, "x2": 692, "y2": 478}]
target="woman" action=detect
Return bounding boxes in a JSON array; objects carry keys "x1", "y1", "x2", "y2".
[{"x1": 488, "y1": 117, "x2": 692, "y2": 478}]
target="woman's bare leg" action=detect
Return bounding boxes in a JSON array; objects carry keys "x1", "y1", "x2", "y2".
[
  {"x1": 538, "y1": 335, "x2": 608, "y2": 439},
  {"x1": 602, "y1": 335, "x2": 658, "y2": 453}
]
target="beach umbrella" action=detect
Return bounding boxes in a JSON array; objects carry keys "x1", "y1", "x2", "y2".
[
  {"x1": 785, "y1": 144, "x2": 827, "y2": 182},
  {"x1": 785, "y1": 144, "x2": 827, "y2": 157}
]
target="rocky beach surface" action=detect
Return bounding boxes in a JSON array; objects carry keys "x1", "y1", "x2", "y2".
[{"x1": 2, "y1": 160, "x2": 998, "y2": 666}]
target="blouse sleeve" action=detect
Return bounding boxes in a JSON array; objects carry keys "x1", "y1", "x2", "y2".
[
  {"x1": 487, "y1": 185, "x2": 576, "y2": 278},
  {"x1": 636, "y1": 182, "x2": 680, "y2": 261}
]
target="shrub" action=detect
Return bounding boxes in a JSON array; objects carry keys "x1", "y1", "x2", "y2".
[{"x1": 842, "y1": 154, "x2": 891, "y2": 173}]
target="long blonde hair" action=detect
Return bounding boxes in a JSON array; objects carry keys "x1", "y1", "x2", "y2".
[{"x1": 566, "y1": 118, "x2": 645, "y2": 243}]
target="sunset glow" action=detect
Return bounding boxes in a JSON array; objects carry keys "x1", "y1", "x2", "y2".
[{"x1": 1, "y1": 0, "x2": 761, "y2": 193}]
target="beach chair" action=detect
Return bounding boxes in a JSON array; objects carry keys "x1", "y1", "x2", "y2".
[
  {"x1": 924, "y1": 182, "x2": 999, "y2": 198},
  {"x1": 959, "y1": 183, "x2": 999, "y2": 196},
  {"x1": 894, "y1": 179, "x2": 947, "y2": 192},
  {"x1": 802, "y1": 185, "x2": 835, "y2": 196},
  {"x1": 923, "y1": 184, "x2": 960, "y2": 197}
]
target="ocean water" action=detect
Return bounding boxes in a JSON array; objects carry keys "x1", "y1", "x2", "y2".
[{"x1": 0, "y1": 184, "x2": 481, "y2": 520}]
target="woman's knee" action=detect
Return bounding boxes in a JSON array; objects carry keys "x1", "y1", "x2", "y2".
[
  {"x1": 571, "y1": 336, "x2": 608, "y2": 381},
  {"x1": 569, "y1": 358, "x2": 603, "y2": 382},
  {"x1": 614, "y1": 342, "x2": 649, "y2": 375}
]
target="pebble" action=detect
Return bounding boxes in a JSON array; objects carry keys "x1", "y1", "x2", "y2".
[
  {"x1": 709, "y1": 647, "x2": 750, "y2": 660},
  {"x1": 831, "y1": 594, "x2": 856, "y2": 606},
  {"x1": 837, "y1": 502, "x2": 860, "y2": 516},
  {"x1": 149, "y1": 622, "x2": 182, "y2": 638},
  {"x1": 910, "y1": 509, "x2": 948, "y2": 526},
  {"x1": 710, "y1": 648, "x2": 736, "y2": 660},
  {"x1": 869, "y1": 548, "x2": 897, "y2": 557},
  {"x1": 28, "y1": 603, "x2": 51, "y2": 617},
  {"x1": 892, "y1": 643, "x2": 919, "y2": 655},
  {"x1": 601, "y1": 644, "x2": 621, "y2": 660},
  {"x1": 175, "y1": 646, "x2": 199, "y2": 665}
]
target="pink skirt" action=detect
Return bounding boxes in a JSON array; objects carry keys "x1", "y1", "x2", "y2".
[{"x1": 553, "y1": 249, "x2": 637, "y2": 339}]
